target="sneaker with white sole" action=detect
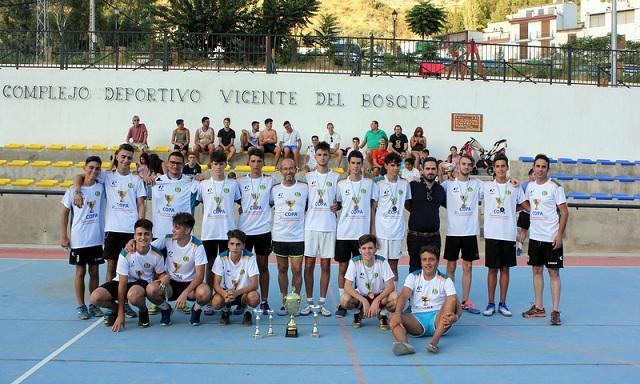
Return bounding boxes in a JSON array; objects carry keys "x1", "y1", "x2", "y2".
[
  {"x1": 299, "y1": 304, "x2": 312, "y2": 316},
  {"x1": 483, "y1": 303, "x2": 496, "y2": 316},
  {"x1": 203, "y1": 304, "x2": 215, "y2": 316},
  {"x1": 77, "y1": 305, "x2": 90, "y2": 320},
  {"x1": 498, "y1": 303, "x2": 513, "y2": 317},
  {"x1": 320, "y1": 305, "x2": 332, "y2": 317},
  {"x1": 190, "y1": 308, "x2": 202, "y2": 326},
  {"x1": 259, "y1": 301, "x2": 271, "y2": 315},
  {"x1": 277, "y1": 306, "x2": 288, "y2": 316},
  {"x1": 124, "y1": 303, "x2": 138, "y2": 318},
  {"x1": 335, "y1": 305, "x2": 347, "y2": 318},
  {"x1": 160, "y1": 307, "x2": 173, "y2": 326},
  {"x1": 88, "y1": 304, "x2": 104, "y2": 318},
  {"x1": 462, "y1": 300, "x2": 481, "y2": 315}
]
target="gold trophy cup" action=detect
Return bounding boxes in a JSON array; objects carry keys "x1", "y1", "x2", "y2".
[
  {"x1": 164, "y1": 194, "x2": 174, "y2": 207},
  {"x1": 117, "y1": 190, "x2": 127, "y2": 202},
  {"x1": 283, "y1": 289, "x2": 301, "y2": 337}
]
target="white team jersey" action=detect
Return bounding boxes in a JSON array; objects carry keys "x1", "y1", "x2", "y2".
[
  {"x1": 237, "y1": 175, "x2": 274, "y2": 235},
  {"x1": 151, "y1": 235, "x2": 207, "y2": 283},
  {"x1": 374, "y1": 176, "x2": 412, "y2": 240},
  {"x1": 282, "y1": 129, "x2": 300, "y2": 146},
  {"x1": 482, "y1": 181, "x2": 526, "y2": 242},
  {"x1": 212, "y1": 249, "x2": 259, "y2": 290},
  {"x1": 100, "y1": 170, "x2": 146, "y2": 233},
  {"x1": 271, "y1": 182, "x2": 308, "y2": 242},
  {"x1": 151, "y1": 174, "x2": 195, "y2": 239},
  {"x1": 61, "y1": 183, "x2": 105, "y2": 249},
  {"x1": 323, "y1": 132, "x2": 341, "y2": 150},
  {"x1": 306, "y1": 145, "x2": 317, "y2": 168},
  {"x1": 345, "y1": 255, "x2": 394, "y2": 296},
  {"x1": 401, "y1": 167, "x2": 421, "y2": 182},
  {"x1": 336, "y1": 177, "x2": 377, "y2": 240},
  {"x1": 442, "y1": 178, "x2": 483, "y2": 236},
  {"x1": 114, "y1": 247, "x2": 165, "y2": 283},
  {"x1": 196, "y1": 177, "x2": 241, "y2": 241},
  {"x1": 304, "y1": 170, "x2": 340, "y2": 232},
  {"x1": 404, "y1": 270, "x2": 456, "y2": 314},
  {"x1": 526, "y1": 180, "x2": 567, "y2": 242}
]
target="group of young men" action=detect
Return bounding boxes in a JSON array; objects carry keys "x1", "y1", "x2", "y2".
[{"x1": 61, "y1": 139, "x2": 568, "y2": 354}]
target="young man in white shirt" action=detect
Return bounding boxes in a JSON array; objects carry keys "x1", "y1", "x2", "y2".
[
  {"x1": 61, "y1": 156, "x2": 105, "y2": 320},
  {"x1": 401, "y1": 157, "x2": 421, "y2": 182},
  {"x1": 237, "y1": 148, "x2": 275, "y2": 314},
  {"x1": 279, "y1": 120, "x2": 302, "y2": 169},
  {"x1": 481, "y1": 154, "x2": 528, "y2": 317},
  {"x1": 91, "y1": 219, "x2": 166, "y2": 332},
  {"x1": 522, "y1": 154, "x2": 568, "y2": 326},
  {"x1": 390, "y1": 245, "x2": 461, "y2": 355},
  {"x1": 341, "y1": 234, "x2": 397, "y2": 329},
  {"x1": 241, "y1": 121, "x2": 262, "y2": 152},
  {"x1": 335, "y1": 150, "x2": 378, "y2": 317},
  {"x1": 322, "y1": 122, "x2": 343, "y2": 167},
  {"x1": 211, "y1": 230, "x2": 260, "y2": 326},
  {"x1": 194, "y1": 116, "x2": 215, "y2": 160},
  {"x1": 303, "y1": 135, "x2": 319, "y2": 172},
  {"x1": 373, "y1": 152, "x2": 412, "y2": 281},
  {"x1": 438, "y1": 154, "x2": 483, "y2": 315},
  {"x1": 271, "y1": 158, "x2": 309, "y2": 315}
]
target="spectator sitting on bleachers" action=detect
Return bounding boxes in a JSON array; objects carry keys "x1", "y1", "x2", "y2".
[
  {"x1": 446, "y1": 145, "x2": 461, "y2": 178},
  {"x1": 388, "y1": 124, "x2": 409, "y2": 159},
  {"x1": 137, "y1": 152, "x2": 150, "y2": 180},
  {"x1": 360, "y1": 120, "x2": 387, "y2": 167},
  {"x1": 409, "y1": 126, "x2": 426, "y2": 162},
  {"x1": 241, "y1": 121, "x2": 262, "y2": 152},
  {"x1": 171, "y1": 119, "x2": 190, "y2": 158},
  {"x1": 416, "y1": 149, "x2": 430, "y2": 171},
  {"x1": 126, "y1": 115, "x2": 148, "y2": 152},
  {"x1": 280, "y1": 120, "x2": 302, "y2": 169},
  {"x1": 194, "y1": 116, "x2": 215, "y2": 160},
  {"x1": 304, "y1": 135, "x2": 320, "y2": 172},
  {"x1": 372, "y1": 138, "x2": 389, "y2": 175},
  {"x1": 401, "y1": 157, "x2": 421, "y2": 182},
  {"x1": 182, "y1": 152, "x2": 202, "y2": 176},
  {"x1": 217, "y1": 117, "x2": 236, "y2": 162},
  {"x1": 323, "y1": 122, "x2": 344, "y2": 167},
  {"x1": 346, "y1": 137, "x2": 364, "y2": 160}
]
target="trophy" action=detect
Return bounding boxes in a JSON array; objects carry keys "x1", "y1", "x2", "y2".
[
  {"x1": 87, "y1": 200, "x2": 96, "y2": 213},
  {"x1": 253, "y1": 308, "x2": 261, "y2": 339},
  {"x1": 267, "y1": 309, "x2": 274, "y2": 336},
  {"x1": 164, "y1": 194, "x2": 174, "y2": 207},
  {"x1": 117, "y1": 190, "x2": 127, "y2": 202},
  {"x1": 310, "y1": 305, "x2": 321, "y2": 338},
  {"x1": 285, "y1": 199, "x2": 295, "y2": 211},
  {"x1": 283, "y1": 289, "x2": 301, "y2": 337},
  {"x1": 533, "y1": 198, "x2": 540, "y2": 210}
]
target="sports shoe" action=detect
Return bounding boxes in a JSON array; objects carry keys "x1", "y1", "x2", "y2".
[
  {"x1": 522, "y1": 305, "x2": 546, "y2": 318},
  {"x1": 138, "y1": 310, "x2": 150, "y2": 328},
  {"x1": 124, "y1": 303, "x2": 138, "y2": 318},
  {"x1": 392, "y1": 342, "x2": 415, "y2": 356},
  {"x1": 88, "y1": 304, "x2": 104, "y2": 318},
  {"x1": 462, "y1": 300, "x2": 481, "y2": 315},
  {"x1": 550, "y1": 310, "x2": 562, "y2": 326},
  {"x1": 498, "y1": 303, "x2": 513, "y2": 317},
  {"x1": 352, "y1": 311, "x2": 362, "y2": 328},
  {"x1": 242, "y1": 311, "x2": 252, "y2": 326},
  {"x1": 148, "y1": 303, "x2": 159, "y2": 315},
  {"x1": 104, "y1": 311, "x2": 117, "y2": 326},
  {"x1": 190, "y1": 308, "x2": 202, "y2": 326},
  {"x1": 259, "y1": 301, "x2": 271, "y2": 315},
  {"x1": 180, "y1": 304, "x2": 192, "y2": 314},
  {"x1": 233, "y1": 305, "x2": 246, "y2": 316},
  {"x1": 160, "y1": 307, "x2": 173, "y2": 326},
  {"x1": 77, "y1": 305, "x2": 90, "y2": 320},
  {"x1": 320, "y1": 305, "x2": 332, "y2": 317},
  {"x1": 299, "y1": 304, "x2": 312, "y2": 316},
  {"x1": 483, "y1": 303, "x2": 496, "y2": 316},
  {"x1": 378, "y1": 314, "x2": 390, "y2": 330},
  {"x1": 220, "y1": 310, "x2": 231, "y2": 325},
  {"x1": 277, "y1": 306, "x2": 288, "y2": 316},
  {"x1": 335, "y1": 305, "x2": 347, "y2": 318},
  {"x1": 203, "y1": 304, "x2": 215, "y2": 316}
]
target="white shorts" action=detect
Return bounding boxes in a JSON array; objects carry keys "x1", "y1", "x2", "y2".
[
  {"x1": 378, "y1": 239, "x2": 404, "y2": 260},
  {"x1": 304, "y1": 230, "x2": 336, "y2": 259}
]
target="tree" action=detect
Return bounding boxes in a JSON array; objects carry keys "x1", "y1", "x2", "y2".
[
  {"x1": 461, "y1": 0, "x2": 491, "y2": 31},
  {"x1": 443, "y1": 6, "x2": 465, "y2": 33},
  {"x1": 154, "y1": 0, "x2": 259, "y2": 34},
  {"x1": 260, "y1": 0, "x2": 319, "y2": 36},
  {"x1": 405, "y1": 0, "x2": 446, "y2": 39},
  {"x1": 313, "y1": 13, "x2": 340, "y2": 48}
]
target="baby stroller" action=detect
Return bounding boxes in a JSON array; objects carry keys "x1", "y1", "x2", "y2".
[{"x1": 459, "y1": 137, "x2": 507, "y2": 176}]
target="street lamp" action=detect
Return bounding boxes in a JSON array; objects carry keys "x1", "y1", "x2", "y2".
[
  {"x1": 392, "y1": 9, "x2": 398, "y2": 56},
  {"x1": 114, "y1": 8, "x2": 120, "y2": 31}
]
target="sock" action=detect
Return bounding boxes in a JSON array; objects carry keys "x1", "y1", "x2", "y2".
[
  {"x1": 338, "y1": 288, "x2": 344, "y2": 297},
  {"x1": 380, "y1": 309, "x2": 389, "y2": 316},
  {"x1": 193, "y1": 302, "x2": 202, "y2": 311},
  {"x1": 158, "y1": 301, "x2": 170, "y2": 310},
  {"x1": 306, "y1": 298, "x2": 313, "y2": 305},
  {"x1": 319, "y1": 297, "x2": 326, "y2": 305}
]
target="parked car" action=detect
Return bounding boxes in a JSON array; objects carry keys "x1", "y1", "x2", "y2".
[{"x1": 332, "y1": 43, "x2": 361, "y2": 66}]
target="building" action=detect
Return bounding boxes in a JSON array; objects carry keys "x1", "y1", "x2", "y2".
[{"x1": 580, "y1": 0, "x2": 640, "y2": 42}]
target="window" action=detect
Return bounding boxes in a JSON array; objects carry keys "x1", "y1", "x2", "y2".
[
  {"x1": 590, "y1": 14, "x2": 605, "y2": 27},
  {"x1": 618, "y1": 10, "x2": 634, "y2": 25}
]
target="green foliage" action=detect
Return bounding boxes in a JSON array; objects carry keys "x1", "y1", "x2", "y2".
[
  {"x1": 313, "y1": 13, "x2": 340, "y2": 48},
  {"x1": 444, "y1": 7, "x2": 465, "y2": 33},
  {"x1": 261, "y1": 0, "x2": 319, "y2": 36},
  {"x1": 0, "y1": 2, "x2": 35, "y2": 30},
  {"x1": 155, "y1": 0, "x2": 259, "y2": 34},
  {"x1": 405, "y1": 0, "x2": 446, "y2": 39}
]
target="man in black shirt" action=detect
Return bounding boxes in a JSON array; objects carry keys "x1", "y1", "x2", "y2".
[
  {"x1": 404, "y1": 157, "x2": 446, "y2": 273},
  {"x1": 217, "y1": 117, "x2": 236, "y2": 162},
  {"x1": 388, "y1": 125, "x2": 409, "y2": 159}
]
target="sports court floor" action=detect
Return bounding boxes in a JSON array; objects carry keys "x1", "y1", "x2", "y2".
[{"x1": 1, "y1": 249, "x2": 639, "y2": 384}]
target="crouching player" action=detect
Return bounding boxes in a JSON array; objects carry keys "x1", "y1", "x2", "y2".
[
  {"x1": 341, "y1": 234, "x2": 397, "y2": 329},
  {"x1": 211, "y1": 230, "x2": 260, "y2": 325},
  {"x1": 91, "y1": 219, "x2": 166, "y2": 332},
  {"x1": 390, "y1": 245, "x2": 461, "y2": 355}
]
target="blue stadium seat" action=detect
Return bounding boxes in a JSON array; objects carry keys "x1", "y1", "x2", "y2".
[
  {"x1": 558, "y1": 158, "x2": 577, "y2": 164},
  {"x1": 548, "y1": 158, "x2": 558, "y2": 163},
  {"x1": 596, "y1": 159, "x2": 615, "y2": 166},
  {"x1": 615, "y1": 176, "x2": 634, "y2": 183},
  {"x1": 551, "y1": 173, "x2": 573, "y2": 181},
  {"x1": 519, "y1": 156, "x2": 534, "y2": 163},
  {"x1": 612, "y1": 193, "x2": 634, "y2": 201},
  {"x1": 616, "y1": 160, "x2": 634, "y2": 166},
  {"x1": 567, "y1": 192, "x2": 590, "y2": 199},
  {"x1": 591, "y1": 193, "x2": 613, "y2": 200},
  {"x1": 594, "y1": 175, "x2": 615, "y2": 181},
  {"x1": 575, "y1": 174, "x2": 595, "y2": 181},
  {"x1": 635, "y1": 194, "x2": 640, "y2": 200},
  {"x1": 577, "y1": 158, "x2": 596, "y2": 164}
]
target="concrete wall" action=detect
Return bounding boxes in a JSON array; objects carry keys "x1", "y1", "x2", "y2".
[{"x1": 0, "y1": 68, "x2": 638, "y2": 161}]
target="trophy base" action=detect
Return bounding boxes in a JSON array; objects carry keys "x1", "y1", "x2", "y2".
[{"x1": 285, "y1": 327, "x2": 298, "y2": 338}]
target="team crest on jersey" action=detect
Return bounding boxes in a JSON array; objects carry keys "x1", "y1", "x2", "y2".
[
  {"x1": 175, "y1": 186, "x2": 181, "y2": 193},
  {"x1": 223, "y1": 187, "x2": 230, "y2": 193},
  {"x1": 361, "y1": 188, "x2": 367, "y2": 193},
  {"x1": 95, "y1": 191, "x2": 101, "y2": 196},
  {"x1": 143, "y1": 262, "x2": 150, "y2": 268},
  {"x1": 243, "y1": 185, "x2": 251, "y2": 191},
  {"x1": 128, "y1": 182, "x2": 134, "y2": 189},
  {"x1": 432, "y1": 288, "x2": 439, "y2": 294},
  {"x1": 294, "y1": 191, "x2": 302, "y2": 197},
  {"x1": 327, "y1": 181, "x2": 333, "y2": 187},
  {"x1": 467, "y1": 186, "x2": 473, "y2": 192},
  {"x1": 542, "y1": 190, "x2": 548, "y2": 196},
  {"x1": 182, "y1": 256, "x2": 189, "y2": 262},
  {"x1": 259, "y1": 184, "x2": 266, "y2": 190}
]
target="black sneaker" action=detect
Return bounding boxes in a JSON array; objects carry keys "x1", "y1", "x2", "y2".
[
  {"x1": 103, "y1": 311, "x2": 117, "y2": 326},
  {"x1": 220, "y1": 310, "x2": 231, "y2": 325},
  {"x1": 352, "y1": 311, "x2": 362, "y2": 328},
  {"x1": 190, "y1": 308, "x2": 202, "y2": 326},
  {"x1": 259, "y1": 301, "x2": 271, "y2": 315},
  {"x1": 335, "y1": 305, "x2": 347, "y2": 318},
  {"x1": 378, "y1": 314, "x2": 390, "y2": 330},
  {"x1": 242, "y1": 311, "x2": 252, "y2": 326},
  {"x1": 160, "y1": 307, "x2": 173, "y2": 326},
  {"x1": 138, "y1": 310, "x2": 150, "y2": 328}
]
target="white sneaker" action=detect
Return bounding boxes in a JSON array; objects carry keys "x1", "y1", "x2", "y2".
[
  {"x1": 498, "y1": 303, "x2": 513, "y2": 317},
  {"x1": 277, "y1": 306, "x2": 288, "y2": 316},
  {"x1": 320, "y1": 305, "x2": 332, "y2": 317},
  {"x1": 300, "y1": 304, "x2": 312, "y2": 316}
]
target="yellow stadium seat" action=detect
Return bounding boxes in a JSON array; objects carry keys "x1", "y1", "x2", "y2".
[
  {"x1": 129, "y1": 163, "x2": 137, "y2": 170},
  {"x1": 8, "y1": 160, "x2": 29, "y2": 166},
  {"x1": 151, "y1": 146, "x2": 171, "y2": 153},
  {"x1": 102, "y1": 161, "x2": 112, "y2": 169},
  {"x1": 0, "y1": 178, "x2": 10, "y2": 185},
  {"x1": 67, "y1": 144, "x2": 87, "y2": 150},
  {"x1": 46, "y1": 144, "x2": 65, "y2": 150},
  {"x1": 200, "y1": 164, "x2": 209, "y2": 171},
  {"x1": 3, "y1": 143, "x2": 23, "y2": 149},
  {"x1": 30, "y1": 160, "x2": 51, "y2": 167},
  {"x1": 74, "y1": 161, "x2": 85, "y2": 168},
  {"x1": 11, "y1": 178, "x2": 34, "y2": 186},
  {"x1": 332, "y1": 167, "x2": 345, "y2": 174},
  {"x1": 59, "y1": 180, "x2": 73, "y2": 188},
  {"x1": 225, "y1": 165, "x2": 231, "y2": 171},
  {"x1": 0, "y1": 160, "x2": 6, "y2": 166},
  {"x1": 25, "y1": 144, "x2": 45, "y2": 150},
  {"x1": 262, "y1": 166, "x2": 276, "y2": 173},
  {"x1": 234, "y1": 165, "x2": 250, "y2": 173},
  {"x1": 88, "y1": 145, "x2": 107, "y2": 151},
  {"x1": 110, "y1": 145, "x2": 120, "y2": 151},
  {"x1": 35, "y1": 179, "x2": 59, "y2": 187},
  {"x1": 52, "y1": 161, "x2": 73, "y2": 168}
]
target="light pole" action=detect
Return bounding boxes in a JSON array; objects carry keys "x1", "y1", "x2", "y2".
[
  {"x1": 392, "y1": 9, "x2": 398, "y2": 56},
  {"x1": 611, "y1": 0, "x2": 618, "y2": 87},
  {"x1": 114, "y1": 8, "x2": 120, "y2": 31}
]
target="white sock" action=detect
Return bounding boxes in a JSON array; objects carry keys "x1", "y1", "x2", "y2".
[
  {"x1": 338, "y1": 288, "x2": 344, "y2": 297},
  {"x1": 193, "y1": 302, "x2": 201, "y2": 311},
  {"x1": 381, "y1": 309, "x2": 389, "y2": 316},
  {"x1": 158, "y1": 301, "x2": 170, "y2": 310},
  {"x1": 306, "y1": 298, "x2": 313, "y2": 305},
  {"x1": 319, "y1": 297, "x2": 326, "y2": 305}
]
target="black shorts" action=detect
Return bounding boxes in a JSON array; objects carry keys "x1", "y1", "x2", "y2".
[
  {"x1": 406, "y1": 232, "x2": 441, "y2": 273},
  {"x1": 173, "y1": 144, "x2": 189, "y2": 152},
  {"x1": 69, "y1": 245, "x2": 104, "y2": 266},
  {"x1": 100, "y1": 279, "x2": 148, "y2": 302},
  {"x1": 444, "y1": 235, "x2": 479, "y2": 262},
  {"x1": 335, "y1": 239, "x2": 359, "y2": 262},
  {"x1": 484, "y1": 239, "x2": 516, "y2": 268},
  {"x1": 103, "y1": 232, "x2": 134, "y2": 261},
  {"x1": 245, "y1": 232, "x2": 272, "y2": 256},
  {"x1": 242, "y1": 143, "x2": 256, "y2": 152},
  {"x1": 517, "y1": 211, "x2": 530, "y2": 230},
  {"x1": 273, "y1": 241, "x2": 304, "y2": 257},
  {"x1": 528, "y1": 240, "x2": 564, "y2": 268},
  {"x1": 263, "y1": 143, "x2": 276, "y2": 154},
  {"x1": 168, "y1": 279, "x2": 193, "y2": 301},
  {"x1": 202, "y1": 239, "x2": 228, "y2": 263}
]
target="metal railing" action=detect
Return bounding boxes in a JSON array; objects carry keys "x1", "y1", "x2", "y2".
[{"x1": 1, "y1": 30, "x2": 639, "y2": 87}]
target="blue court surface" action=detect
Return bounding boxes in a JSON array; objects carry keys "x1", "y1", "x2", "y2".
[{"x1": 1, "y1": 259, "x2": 639, "y2": 384}]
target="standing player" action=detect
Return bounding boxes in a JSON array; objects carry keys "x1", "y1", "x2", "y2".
[
  {"x1": 373, "y1": 152, "x2": 411, "y2": 281},
  {"x1": 271, "y1": 158, "x2": 308, "y2": 315},
  {"x1": 237, "y1": 148, "x2": 275, "y2": 314},
  {"x1": 522, "y1": 154, "x2": 568, "y2": 326},
  {"x1": 302, "y1": 141, "x2": 339, "y2": 317},
  {"x1": 335, "y1": 151, "x2": 378, "y2": 317},
  {"x1": 61, "y1": 156, "x2": 105, "y2": 319},
  {"x1": 481, "y1": 154, "x2": 528, "y2": 317}
]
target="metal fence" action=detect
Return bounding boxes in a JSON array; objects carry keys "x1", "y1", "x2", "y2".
[{"x1": 1, "y1": 30, "x2": 639, "y2": 87}]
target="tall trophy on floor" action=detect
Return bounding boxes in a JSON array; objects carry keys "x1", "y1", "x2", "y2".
[{"x1": 283, "y1": 289, "x2": 301, "y2": 337}]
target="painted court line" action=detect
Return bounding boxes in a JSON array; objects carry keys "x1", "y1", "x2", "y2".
[
  {"x1": 328, "y1": 289, "x2": 366, "y2": 384},
  {"x1": 11, "y1": 318, "x2": 102, "y2": 384}
]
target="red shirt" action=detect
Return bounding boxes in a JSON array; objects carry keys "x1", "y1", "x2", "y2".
[
  {"x1": 372, "y1": 149, "x2": 389, "y2": 166},
  {"x1": 127, "y1": 124, "x2": 148, "y2": 144}
]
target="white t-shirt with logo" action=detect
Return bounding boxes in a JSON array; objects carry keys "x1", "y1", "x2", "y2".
[
  {"x1": 282, "y1": 129, "x2": 300, "y2": 147},
  {"x1": 322, "y1": 132, "x2": 342, "y2": 151},
  {"x1": 62, "y1": 183, "x2": 105, "y2": 249},
  {"x1": 306, "y1": 145, "x2": 317, "y2": 169},
  {"x1": 100, "y1": 170, "x2": 146, "y2": 233},
  {"x1": 442, "y1": 178, "x2": 483, "y2": 236},
  {"x1": 114, "y1": 247, "x2": 165, "y2": 283},
  {"x1": 237, "y1": 175, "x2": 274, "y2": 235},
  {"x1": 482, "y1": 180, "x2": 526, "y2": 242},
  {"x1": 401, "y1": 167, "x2": 421, "y2": 182},
  {"x1": 196, "y1": 177, "x2": 241, "y2": 241},
  {"x1": 304, "y1": 170, "x2": 340, "y2": 232},
  {"x1": 337, "y1": 177, "x2": 377, "y2": 240},
  {"x1": 526, "y1": 179, "x2": 567, "y2": 242},
  {"x1": 151, "y1": 174, "x2": 194, "y2": 239},
  {"x1": 345, "y1": 255, "x2": 394, "y2": 296},
  {"x1": 271, "y1": 182, "x2": 308, "y2": 242},
  {"x1": 404, "y1": 270, "x2": 456, "y2": 314},
  {"x1": 151, "y1": 235, "x2": 207, "y2": 283},
  {"x1": 212, "y1": 249, "x2": 259, "y2": 290},
  {"x1": 374, "y1": 176, "x2": 412, "y2": 240}
]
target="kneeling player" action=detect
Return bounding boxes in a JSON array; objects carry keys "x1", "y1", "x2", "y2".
[
  {"x1": 341, "y1": 234, "x2": 397, "y2": 329},
  {"x1": 211, "y1": 230, "x2": 260, "y2": 325},
  {"x1": 91, "y1": 219, "x2": 166, "y2": 332},
  {"x1": 390, "y1": 245, "x2": 461, "y2": 355}
]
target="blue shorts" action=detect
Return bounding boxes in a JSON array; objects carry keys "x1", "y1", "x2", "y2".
[
  {"x1": 283, "y1": 145, "x2": 298, "y2": 151},
  {"x1": 411, "y1": 311, "x2": 438, "y2": 337}
]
